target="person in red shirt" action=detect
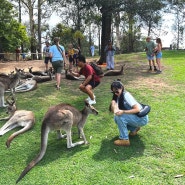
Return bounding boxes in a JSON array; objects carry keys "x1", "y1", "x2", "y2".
[{"x1": 70, "y1": 55, "x2": 100, "y2": 105}]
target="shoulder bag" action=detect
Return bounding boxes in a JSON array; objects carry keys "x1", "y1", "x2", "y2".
[{"x1": 136, "y1": 103, "x2": 151, "y2": 117}]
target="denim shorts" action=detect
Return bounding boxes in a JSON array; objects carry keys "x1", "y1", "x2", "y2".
[
  {"x1": 156, "y1": 52, "x2": 162, "y2": 59},
  {"x1": 52, "y1": 60, "x2": 63, "y2": 73},
  {"x1": 147, "y1": 55, "x2": 154, "y2": 60}
]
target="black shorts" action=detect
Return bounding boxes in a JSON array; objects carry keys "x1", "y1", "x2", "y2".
[
  {"x1": 88, "y1": 80, "x2": 100, "y2": 89},
  {"x1": 69, "y1": 55, "x2": 74, "y2": 63},
  {"x1": 44, "y1": 57, "x2": 52, "y2": 64}
]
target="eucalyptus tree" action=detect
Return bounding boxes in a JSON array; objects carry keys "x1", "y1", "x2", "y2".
[
  {"x1": 166, "y1": 0, "x2": 185, "y2": 49},
  {"x1": 11, "y1": 0, "x2": 53, "y2": 59},
  {"x1": 137, "y1": 0, "x2": 165, "y2": 37},
  {"x1": 0, "y1": 0, "x2": 28, "y2": 58}
]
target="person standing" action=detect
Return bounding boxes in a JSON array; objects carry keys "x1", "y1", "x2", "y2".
[
  {"x1": 145, "y1": 36, "x2": 157, "y2": 71},
  {"x1": 68, "y1": 43, "x2": 79, "y2": 70},
  {"x1": 90, "y1": 44, "x2": 95, "y2": 57},
  {"x1": 15, "y1": 46, "x2": 21, "y2": 61},
  {"x1": 104, "y1": 40, "x2": 116, "y2": 70},
  {"x1": 49, "y1": 37, "x2": 66, "y2": 90},
  {"x1": 69, "y1": 55, "x2": 101, "y2": 105},
  {"x1": 109, "y1": 80, "x2": 149, "y2": 146},
  {"x1": 43, "y1": 41, "x2": 52, "y2": 72},
  {"x1": 154, "y1": 38, "x2": 163, "y2": 73}
]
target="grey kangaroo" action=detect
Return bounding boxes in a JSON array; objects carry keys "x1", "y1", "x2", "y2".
[
  {"x1": 104, "y1": 65, "x2": 125, "y2": 76},
  {"x1": 0, "y1": 68, "x2": 25, "y2": 107},
  {"x1": 16, "y1": 101, "x2": 98, "y2": 183},
  {"x1": 0, "y1": 97, "x2": 35, "y2": 148}
]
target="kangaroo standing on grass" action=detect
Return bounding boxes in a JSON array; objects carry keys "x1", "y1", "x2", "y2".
[
  {"x1": 0, "y1": 97, "x2": 35, "y2": 148},
  {"x1": 16, "y1": 101, "x2": 98, "y2": 183},
  {"x1": 0, "y1": 68, "x2": 25, "y2": 107}
]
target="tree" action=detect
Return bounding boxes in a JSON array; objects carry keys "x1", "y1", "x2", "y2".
[
  {"x1": 0, "y1": 0, "x2": 28, "y2": 59},
  {"x1": 168, "y1": 0, "x2": 185, "y2": 49},
  {"x1": 137, "y1": 0, "x2": 165, "y2": 36}
]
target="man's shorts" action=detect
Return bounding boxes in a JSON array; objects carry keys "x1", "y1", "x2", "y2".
[
  {"x1": 147, "y1": 55, "x2": 154, "y2": 60},
  {"x1": 51, "y1": 60, "x2": 64, "y2": 73},
  {"x1": 88, "y1": 80, "x2": 100, "y2": 89},
  {"x1": 44, "y1": 57, "x2": 51, "y2": 64}
]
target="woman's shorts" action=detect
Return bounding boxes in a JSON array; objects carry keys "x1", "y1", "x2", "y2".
[
  {"x1": 156, "y1": 52, "x2": 162, "y2": 59},
  {"x1": 52, "y1": 60, "x2": 63, "y2": 73}
]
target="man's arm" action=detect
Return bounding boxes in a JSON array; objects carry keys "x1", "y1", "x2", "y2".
[
  {"x1": 70, "y1": 70, "x2": 80, "y2": 77},
  {"x1": 81, "y1": 75, "x2": 92, "y2": 86}
]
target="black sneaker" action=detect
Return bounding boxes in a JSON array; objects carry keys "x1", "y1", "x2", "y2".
[{"x1": 156, "y1": 70, "x2": 162, "y2": 74}]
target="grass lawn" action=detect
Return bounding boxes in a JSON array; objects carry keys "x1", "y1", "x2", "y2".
[{"x1": 0, "y1": 50, "x2": 185, "y2": 185}]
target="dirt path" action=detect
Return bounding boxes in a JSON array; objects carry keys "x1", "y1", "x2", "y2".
[{"x1": 0, "y1": 60, "x2": 46, "y2": 74}]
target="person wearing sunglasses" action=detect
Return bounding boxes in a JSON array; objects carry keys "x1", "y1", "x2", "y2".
[{"x1": 110, "y1": 80, "x2": 149, "y2": 146}]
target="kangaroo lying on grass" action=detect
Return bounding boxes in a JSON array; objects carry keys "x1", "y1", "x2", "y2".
[
  {"x1": 0, "y1": 97, "x2": 35, "y2": 148},
  {"x1": 0, "y1": 68, "x2": 25, "y2": 107},
  {"x1": 103, "y1": 65, "x2": 125, "y2": 76},
  {"x1": 16, "y1": 101, "x2": 98, "y2": 183}
]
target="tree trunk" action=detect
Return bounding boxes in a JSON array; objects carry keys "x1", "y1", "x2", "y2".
[
  {"x1": 37, "y1": 0, "x2": 42, "y2": 60},
  {"x1": 128, "y1": 14, "x2": 134, "y2": 52},
  {"x1": 114, "y1": 12, "x2": 121, "y2": 53},
  {"x1": 98, "y1": 7, "x2": 112, "y2": 65}
]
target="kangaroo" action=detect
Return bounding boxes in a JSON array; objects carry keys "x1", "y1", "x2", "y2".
[
  {"x1": 28, "y1": 67, "x2": 48, "y2": 76},
  {"x1": 65, "y1": 69, "x2": 84, "y2": 80},
  {"x1": 0, "y1": 97, "x2": 35, "y2": 148},
  {"x1": 0, "y1": 68, "x2": 25, "y2": 107},
  {"x1": 16, "y1": 101, "x2": 98, "y2": 183},
  {"x1": 32, "y1": 71, "x2": 53, "y2": 83},
  {"x1": 104, "y1": 65, "x2": 125, "y2": 76}
]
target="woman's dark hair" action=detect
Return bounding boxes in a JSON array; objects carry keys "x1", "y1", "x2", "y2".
[{"x1": 111, "y1": 80, "x2": 124, "y2": 91}]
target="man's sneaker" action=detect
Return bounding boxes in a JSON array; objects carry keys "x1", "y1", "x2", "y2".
[
  {"x1": 86, "y1": 95, "x2": 96, "y2": 101},
  {"x1": 154, "y1": 67, "x2": 157, "y2": 71},
  {"x1": 88, "y1": 99, "x2": 96, "y2": 105},
  {"x1": 129, "y1": 127, "x2": 140, "y2": 136},
  {"x1": 86, "y1": 96, "x2": 91, "y2": 101},
  {"x1": 114, "y1": 139, "x2": 130, "y2": 146}
]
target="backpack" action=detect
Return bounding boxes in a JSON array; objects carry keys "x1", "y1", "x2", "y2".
[{"x1": 89, "y1": 62, "x2": 104, "y2": 77}]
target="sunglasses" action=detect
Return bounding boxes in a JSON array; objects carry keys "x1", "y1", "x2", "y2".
[{"x1": 112, "y1": 90, "x2": 119, "y2": 94}]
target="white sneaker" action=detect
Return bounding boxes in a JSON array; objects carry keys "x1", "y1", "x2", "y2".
[
  {"x1": 88, "y1": 99, "x2": 96, "y2": 105},
  {"x1": 86, "y1": 96, "x2": 91, "y2": 101},
  {"x1": 86, "y1": 95, "x2": 96, "y2": 101}
]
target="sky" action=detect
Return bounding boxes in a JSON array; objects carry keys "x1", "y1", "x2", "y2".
[{"x1": 23, "y1": 11, "x2": 175, "y2": 48}]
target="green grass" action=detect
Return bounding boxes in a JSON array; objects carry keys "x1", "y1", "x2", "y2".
[{"x1": 0, "y1": 50, "x2": 185, "y2": 185}]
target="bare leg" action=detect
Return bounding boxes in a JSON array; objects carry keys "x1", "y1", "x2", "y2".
[
  {"x1": 79, "y1": 84, "x2": 94, "y2": 100},
  {"x1": 156, "y1": 58, "x2": 162, "y2": 71},
  {"x1": 55, "y1": 73, "x2": 61, "y2": 89}
]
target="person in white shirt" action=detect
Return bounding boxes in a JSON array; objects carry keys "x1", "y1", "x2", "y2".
[
  {"x1": 110, "y1": 80, "x2": 149, "y2": 146},
  {"x1": 43, "y1": 41, "x2": 52, "y2": 72}
]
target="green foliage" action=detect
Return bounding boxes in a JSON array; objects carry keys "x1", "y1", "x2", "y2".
[
  {"x1": 1, "y1": 44, "x2": 185, "y2": 185},
  {"x1": 0, "y1": 0, "x2": 29, "y2": 52}
]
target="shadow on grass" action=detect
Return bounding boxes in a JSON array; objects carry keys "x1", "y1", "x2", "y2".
[{"x1": 93, "y1": 135, "x2": 145, "y2": 161}]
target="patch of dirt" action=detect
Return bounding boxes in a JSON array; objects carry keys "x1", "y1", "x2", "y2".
[
  {"x1": 0, "y1": 59, "x2": 171, "y2": 94},
  {"x1": 0, "y1": 60, "x2": 46, "y2": 74}
]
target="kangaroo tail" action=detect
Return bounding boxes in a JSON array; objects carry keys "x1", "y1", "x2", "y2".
[{"x1": 16, "y1": 125, "x2": 50, "y2": 183}]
